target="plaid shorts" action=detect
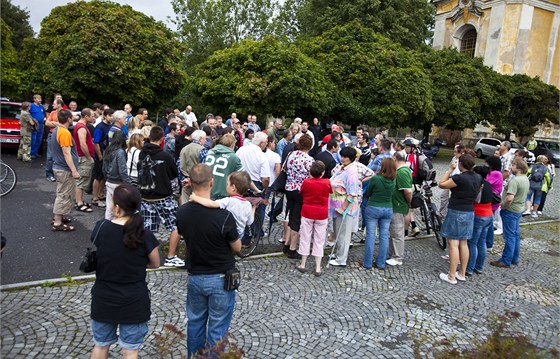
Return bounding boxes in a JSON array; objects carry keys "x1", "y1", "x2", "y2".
[{"x1": 141, "y1": 196, "x2": 178, "y2": 233}]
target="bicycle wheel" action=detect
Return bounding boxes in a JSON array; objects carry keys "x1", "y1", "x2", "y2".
[
  {"x1": 421, "y1": 201, "x2": 431, "y2": 235},
  {"x1": 237, "y1": 213, "x2": 262, "y2": 258},
  {"x1": 0, "y1": 162, "x2": 17, "y2": 197},
  {"x1": 431, "y1": 211, "x2": 446, "y2": 250}
]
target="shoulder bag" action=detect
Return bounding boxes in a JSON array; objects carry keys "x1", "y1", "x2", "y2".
[
  {"x1": 79, "y1": 220, "x2": 106, "y2": 273},
  {"x1": 270, "y1": 152, "x2": 292, "y2": 193}
]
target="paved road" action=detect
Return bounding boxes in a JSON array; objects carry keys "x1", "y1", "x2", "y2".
[
  {"x1": 1, "y1": 150, "x2": 559, "y2": 285},
  {"x1": 1, "y1": 225, "x2": 558, "y2": 358}
]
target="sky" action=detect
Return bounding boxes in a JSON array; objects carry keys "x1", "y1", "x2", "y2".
[{"x1": 11, "y1": 0, "x2": 177, "y2": 35}]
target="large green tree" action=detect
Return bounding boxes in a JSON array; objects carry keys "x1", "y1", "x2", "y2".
[
  {"x1": 301, "y1": 23, "x2": 434, "y2": 128},
  {"x1": 296, "y1": 0, "x2": 435, "y2": 48},
  {"x1": 20, "y1": 0, "x2": 185, "y2": 109},
  {"x1": 1, "y1": 18, "x2": 21, "y2": 97},
  {"x1": 0, "y1": 0, "x2": 33, "y2": 52},
  {"x1": 193, "y1": 36, "x2": 333, "y2": 117}
]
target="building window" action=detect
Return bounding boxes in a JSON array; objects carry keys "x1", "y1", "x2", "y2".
[{"x1": 460, "y1": 29, "x2": 477, "y2": 57}]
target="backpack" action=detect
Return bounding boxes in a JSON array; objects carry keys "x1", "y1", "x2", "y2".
[
  {"x1": 137, "y1": 154, "x2": 164, "y2": 191},
  {"x1": 529, "y1": 164, "x2": 546, "y2": 183},
  {"x1": 414, "y1": 152, "x2": 436, "y2": 181}
]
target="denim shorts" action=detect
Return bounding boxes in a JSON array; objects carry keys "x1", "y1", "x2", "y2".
[
  {"x1": 441, "y1": 208, "x2": 474, "y2": 240},
  {"x1": 91, "y1": 320, "x2": 149, "y2": 350}
]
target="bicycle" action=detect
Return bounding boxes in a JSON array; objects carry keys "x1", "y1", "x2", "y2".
[
  {"x1": 411, "y1": 179, "x2": 446, "y2": 250},
  {"x1": 0, "y1": 161, "x2": 17, "y2": 197}
]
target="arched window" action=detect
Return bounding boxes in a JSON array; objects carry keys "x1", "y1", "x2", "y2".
[{"x1": 460, "y1": 29, "x2": 477, "y2": 58}]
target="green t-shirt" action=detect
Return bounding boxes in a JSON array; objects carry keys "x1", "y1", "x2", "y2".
[
  {"x1": 206, "y1": 145, "x2": 243, "y2": 199},
  {"x1": 501, "y1": 174, "x2": 530, "y2": 213},
  {"x1": 366, "y1": 175, "x2": 395, "y2": 208},
  {"x1": 392, "y1": 166, "x2": 413, "y2": 214}
]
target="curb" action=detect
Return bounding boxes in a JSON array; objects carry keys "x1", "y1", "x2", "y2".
[{"x1": 2, "y1": 219, "x2": 558, "y2": 291}]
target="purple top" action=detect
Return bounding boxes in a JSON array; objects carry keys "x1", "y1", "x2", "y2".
[{"x1": 486, "y1": 170, "x2": 504, "y2": 211}]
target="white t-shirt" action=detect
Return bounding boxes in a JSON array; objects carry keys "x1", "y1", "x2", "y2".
[
  {"x1": 236, "y1": 143, "x2": 271, "y2": 183},
  {"x1": 265, "y1": 149, "x2": 281, "y2": 184},
  {"x1": 217, "y1": 196, "x2": 254, "y2": 237},
  {"x1": 181, "y1": 111, "x2": 198, "y2": 127}
]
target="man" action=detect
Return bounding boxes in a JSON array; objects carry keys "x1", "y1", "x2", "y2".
[
  {"x1": 369, "y1": 139, "x2": 392, "y2": 173},
  {"x1": 50, "y1": 109, "x2": 80, "y2": 231},
  {"x1": 205, "y1": 114, "x2": 219, "y2": 140},
  {"x1": 138, "y1": 126, "x2": 183, "y2": 267},
  {"x1": 92, "y1": 103, "x2": 106, "y2": 126},
  {"x1": 205, "y1": 134, "x2": 243, "y2": 199},
  {"x1": 108, "y1": 110, "x2": 127, "y2": 142},
  {"x1": 180, "y1": 130, "x2": 207, "y2": 203},
  {"x1": 308, "y1": 117, "x2": 322, "y2": 149},
  {"x1": 215, "y1": 115, "x2": 225, "y2": 135},
  {"x1": 91, "y1": 108, "x2": 114, "y2": 207},
  {"x1": 267, "y1": 119, "x2": 283, "y2": 144},
  {"x1": 73, "y1": 108, "x2": 96, "y2": 212},
  {"x1": 45, "y1": 99, "x2": 64, "y2": 182},
  {"x1": 181, "y1": 105, "x2": 198, "y2": 129},
  {"x1": 403, "y1": 137, "x2": 422, "y2": 236},
  {"x1": 176, "y1": 164, "x2": 240, "y2": 358},
  {"x1": 236, "y1": 132, "x2": 271, "y2": 232},
  {"x1": 300, "y1": 121, "x2": 315, "y2": 148},
  {"x1": 498, "y1": 141, "x2": 514, "y2": 182},
  {"x1": 357, "y1": 133, "x2": 372, "y2": 166},
  {"x1": 231, "y1": 118, "x2": 244, "y2": 150},
  {"x1": 276, "y1": 130, "x2": 292, "y2": 157},
  {"x1": 29, "y1": 94, "x2": 45, "y2": 159},
  {"x1": 248, "y1": 115, "x2": 261, "y2": 132},
  {"x1": 491, "y1": 157, "x2": 530, "y2": 268},
  {"x1": 123, "y1": 103, "x2": 134, "y2": 136},
  {"x1": 526, "y1": 136, "x2": 537, "y2": 151},
  {"x1": 17, "y1": 102, "x2": 35, "y2": 162},
  {"x1": 69, "y1": 101, "x2": 80, "y2": 124},
  {"x1": 225, "y1": 112, "x2": 237, "y2": 127},
  {"x1": 157, "y1": 108, "x2": 174, "y2": 131},
  {"x1": 314, "y1": 139, "x2": 338, "y2": 179},
  {"x1": 387, "y1": 151, "x2": 413, "y2": 266}
]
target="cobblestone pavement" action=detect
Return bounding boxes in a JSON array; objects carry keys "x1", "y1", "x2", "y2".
[{"x1": 2, "y1": 223, "x2": 558, "y2": 358}]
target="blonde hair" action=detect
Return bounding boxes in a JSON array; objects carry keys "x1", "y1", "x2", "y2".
[
  {"x1": 128, "y1": 133, "x2": 144, "y2": 152},
  {"x1": 536, "y1": 155, "x2": 548, "y2": 164}
]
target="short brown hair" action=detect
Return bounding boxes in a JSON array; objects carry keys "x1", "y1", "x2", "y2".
[
  {"x1": 190, "y1": 164, "x2": 213, "y2": 190},
  {"x1": 310, "y1": 161, "x2": 325, "y2": 178},
  {"x1": 149, "y1": 126, "x2": 164, "y2": 142},
  {"x1": 21, "y1": 101, "x2": 30, "y2": 110},
  {"x1": 58, "y1": 109, "x2": 72, "y2": 124},
  {"x1": 459, "y1": 153, "x2": 475, "y2": 171},
  {"x1": 228, "y1": 171, "x2": 251, "y2": 196},
  {"x1": 298, "y1": 134, "x2": 313, "y2": 151},
  {"x1": 512, "y1": 157, "x2": 528, "y2": 174},
  {"x1": 379, "y1": 158, "x2": 397, "y2": 180}
]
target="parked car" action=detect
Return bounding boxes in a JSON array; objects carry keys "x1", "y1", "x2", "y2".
[
  {"x1": 0, "y1": 100, "x2": 22, "y2": 148},
  {"x1": 474, "y1": 137, "x2": 535, "y2": 163},
  {"x1": 526, "y1": 140, "x2": 560, "y2": 167}
]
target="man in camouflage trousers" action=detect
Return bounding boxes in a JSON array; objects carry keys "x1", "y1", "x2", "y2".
[{"x1": 18, "y1": 102, "x2": 36, "y2": 162}]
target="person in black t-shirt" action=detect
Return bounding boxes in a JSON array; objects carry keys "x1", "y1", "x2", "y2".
[{"x1": 176, "y1": 164, "x2": 241, "y2": 358}]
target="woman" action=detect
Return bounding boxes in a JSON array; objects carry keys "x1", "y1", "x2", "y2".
[
  {"x1": 243, "y1": 128, "x2": 254, "y2": 146},
  {"x1": 90, "y1": 184, "x2": 160, "y2": 359},
  {"x1": 438, "y1": 153, "x2": 482, "y2": 284},
  {"x1": 537, "y1": 155, "x2": 555, "y2": 214},
  {"x1": 103, "y1": 131, "x2": 131, "y2": 220},
  {"x1": 439, "y1": 144, "x2": 464, "y2": 219},
  {"x1": 484, "y1": 155, "x2": 504, "y2": 248},
  {"x1": 284, "y1": 133, "x2": 314, "y2": 259},
  {"x1": 127, "y1": 133, "x2": 144, "y2": 187},
  {"x1": 466, "y1": 165, "x2": 494, "y2": 276},
  {"x1": 362, "y1": 158, "x2": 396, "y2": 270},
  {"x1": 328, "y1": 147, "x2": 361, "y2": 267},
  {"x1": 524, "y1": 155, "x2": 552, "y2": 218}
]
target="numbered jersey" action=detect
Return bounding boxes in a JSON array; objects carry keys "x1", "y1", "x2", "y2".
[{"x1": 205, "y1": 144, "x2": 243, "y2": 199}]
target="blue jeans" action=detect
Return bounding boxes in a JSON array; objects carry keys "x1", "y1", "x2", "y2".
[
  {"x1": 45, "y1": 132, "x2": 54, "y2": 177},
  {"x1": 500, "y1": 209, "x2": 522, "y2": 265},
  {"x1": 466, "y1": 215, "x2": 493, "y2": 273},
  {"x1": 91, "y1": 319, "x2": 149, "y2": 350},
  {"x1": 187, "y1": 274, "x2": 236, "y2": 358},
  {"x1": 363, "y1": 206, "x2": 393, "y2": 269},
  {"x1": 30, "y1": 122, "x2": 43, "y2": 156},
  {"x1": 486, "y1": 210, "x2": 497, "y2": 249}
]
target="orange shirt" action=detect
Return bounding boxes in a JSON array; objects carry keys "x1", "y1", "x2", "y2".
[
  {"x1": 48, "y1": 111, "x2": 59, "y2": 133},
  {"x1": 57, "y1": 126, "x2": 73, "y2": 147}
]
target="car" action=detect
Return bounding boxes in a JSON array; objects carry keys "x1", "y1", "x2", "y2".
[
  {"x1": 474, "y1": 137, "x2": 535, "y2": 163},
  {"x1": 526, "y1": 140, "x2": 560, "y2": 167},
  {"x1": 0, "y1": 100, "x2": 22, "y2": 148}
]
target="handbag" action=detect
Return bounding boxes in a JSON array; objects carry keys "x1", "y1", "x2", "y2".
[
  {"x1": 410, "y1": 190, "x2": 423, "y2": 209},
  {"x1": 270, "y1": 152, "x2": 292, "y2": 193},
  {"x1": 128, "y1": 148, "x2": 138, "y2": 187},
  {"x1": 491, "y1": 192, "x2": 501, "y2": 205},
  {"x1": 79, "y1": 220, "x2": 106, "y2": 273},
  {"x1": 224, "y1": 267, "x2": 241, "y2": 291}
]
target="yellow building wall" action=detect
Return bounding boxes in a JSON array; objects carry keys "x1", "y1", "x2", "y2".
[
  {"x1": 550, "y1": 27, "x2": 560, "y2": 86},
  {"x1": 476, "y1": 8, "x2": 492, "y2": 57},
  {"x1": 498, "y1": 4, "x2": 523, "y2": 74},
  {"x1": 525, "y1": 8, "x2": 554, "y2": 79},
  {"x1": 439, "y1": 0, "x2": 459, "y2": 13}
]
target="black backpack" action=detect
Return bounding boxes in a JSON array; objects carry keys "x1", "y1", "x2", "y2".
[
  {"x1": 414, "y1": 152, "x2": 436, "y2": 181},
  {"x1": 529, "y1": 164, "x2": 546, "y2": 183},
  {"x1": 137, "y1": 155, "x2": 164, "y2": 191}
]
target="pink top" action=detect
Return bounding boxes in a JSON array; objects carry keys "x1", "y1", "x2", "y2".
[{"x1": 486, "y1": 170, "x2": 504, "y2": 211}]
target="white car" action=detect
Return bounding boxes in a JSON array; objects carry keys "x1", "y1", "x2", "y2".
[{"x1": 474, "y1": 137, "x2": 535, "y2": 164}]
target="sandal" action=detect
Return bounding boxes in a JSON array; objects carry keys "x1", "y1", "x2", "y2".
[
  {"x1": 52, "y1": 223, "x2": 75, "y2": 232},
  {"x1": 92, "y1": 199, "x2": 106, "y2": 208},
  {"x1": 51, "y1": 217, "x2": 71, "y2": 225},
  {"x1": 75, "y1": 203, "x2": 93, "y2": 212}
]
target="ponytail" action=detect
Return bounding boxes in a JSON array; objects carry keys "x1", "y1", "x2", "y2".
[{"x1": 123, "y1": 209, "x2": 145, "y2": 249}]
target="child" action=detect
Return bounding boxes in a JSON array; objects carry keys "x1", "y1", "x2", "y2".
[
  {"x1": 296, "y1": 161, "x2": 333, "y2": 276},
  {"x1": 189, "y1": 171, "x2": 254, "y2": 242}
]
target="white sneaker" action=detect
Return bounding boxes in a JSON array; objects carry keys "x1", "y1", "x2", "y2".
[
  {"x1": 328, "y1": 259, "x2": 346, "y2": 267},
  {"x1": 409, "y1": 227, "x2": 421, "y2": 237},
  {"x1": 326, "y1": 241, "x2": 335, "y2": 248},
  {"x1": 164, "y1": 256, "x2": 185, "y2": 267},
  {"x1": 455, "y1": 272, "x2": 466, "y2": 282},
  {"x1": 386, "y1": 258, "x2": 403, "y2": 266},
  {"x1": 537, "y1": 211, "x2": 543, "y2": 215},
  {"x1": 530, "y1": 211, "x2": 538, "y2": 219},
  {"x1": 439, "y1": 272, "x2": 457, "y2": 284},
  {"x1": 494, "y1": 229, "x2": 503, "y2": 236},
  {"x1": 522, "y1": 210, "x2": 531, "y2": 216}
]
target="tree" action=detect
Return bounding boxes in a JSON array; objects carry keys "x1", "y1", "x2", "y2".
[
  {"x1": 1, "y1": 18, "x2": 21, "y2": 97},
  {"x1": 193, "y1": 36, "x2": 333, "y2": 117},
  {"x1": 20, "y1": 0, "x2": 185, "y2": 109},
  {"x1": 172, "y1": 0, "x2": 277, "y2": 68},
  {"x1": 301, "y1": 23, "x2": 434, "y2": 128},
  {"x1": 296, "y1": 0, "x2": 435, "y2": 49},
  {"x1": 494, "y1": 74, "x2": 560, "y2": 138},
  {"x1": 0, "y1": 0, "x2": 34, "y2": 52}
]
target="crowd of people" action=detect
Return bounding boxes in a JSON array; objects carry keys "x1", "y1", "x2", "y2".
[{"x1": 15, "y1": 94, "x2": 556, "y2": 357}]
